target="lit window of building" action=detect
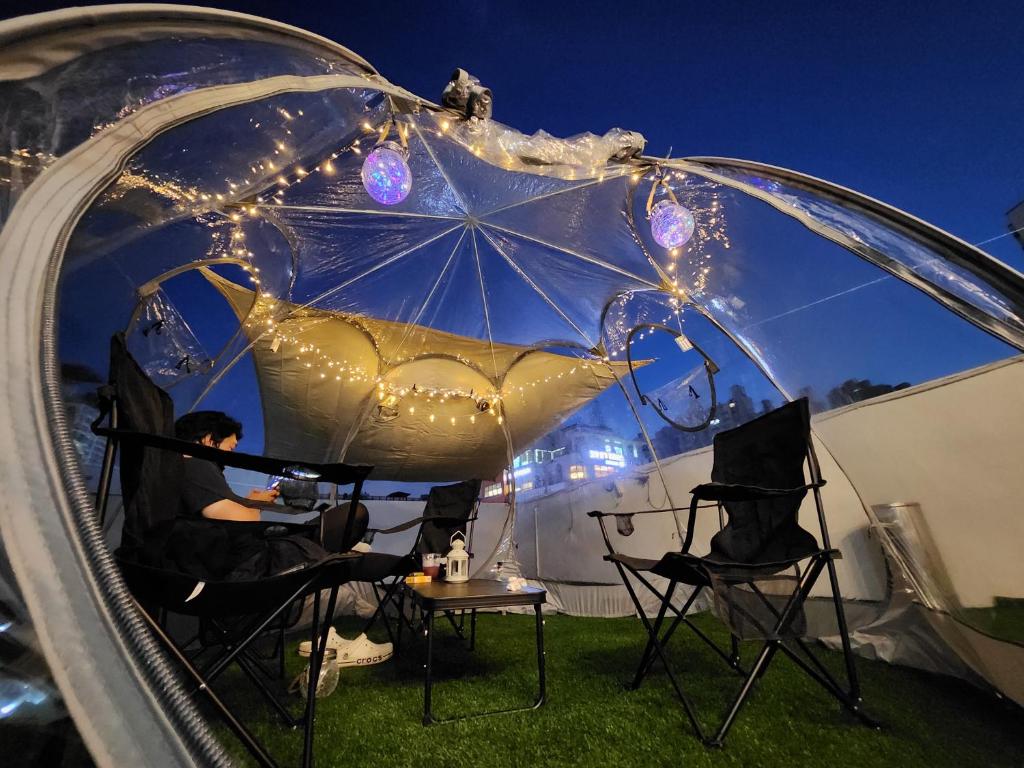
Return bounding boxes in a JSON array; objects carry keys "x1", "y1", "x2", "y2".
[
  {"x1": 593, "y1": 465, "x2": 616, "y2": 478},
  {"x1": 519, "y1": 480, "x2": 534, "y2": 491},
  {"x1": 588, "y1": 449, "x2": 625, "y2": 467},
  {"x1": 570, "y1": 465, "x2": 587, "y2": 480},
  {"x1": 483, "y1": 482, "x2": 503, "y2": 498}
]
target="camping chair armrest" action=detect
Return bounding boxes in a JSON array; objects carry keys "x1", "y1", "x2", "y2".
[
  {"x1": 369, "y1": 514, "x2": 478, "y2": 536},
  {"x1": 92, "y1": 426, "x2": 372, "y2": 486},
  {"x1": 586, "y1": 505, "x2": 716, "y2": 519},
  {"x1": 689, "y1": 480, "x2": 826, "y2": 503},
  {"x1": 588, "y1": 506, "x2": 718, "y2": 559}
]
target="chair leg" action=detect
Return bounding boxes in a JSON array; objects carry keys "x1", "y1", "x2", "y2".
[
  {"x1": 201, "y1": 577, "x2": 317, "y2": 683},
  {"x1": 631, "y1": 579, "x2": 678, "y2": 689},
  {"x1": 302, "y1": 588, "x2": 321, "y2": 768},
  {"x1": 634, "y1": 585, "x2": 740, "y2": 685},
  {"x1": 132, "y1": 598, "x2": 280, "y2": 768},
  {"x1": 302, "y1": 585, "x2": 340, "y2": 768},
  {"x1": 824, "y1": 553, "x2": 863, "y2": 702},
  {"x1": 363, "y1": 577, "x2": 404, "y2": 646},
  {"x1": 278, "y1": 622, "x2": 287, "y2": 680},
  {"x1": 614, "y1": 562, "x2": 706, "y2": 741},
  {"x1": 628, "y1": 570, "x2": 741, "y2": 673},
  {"x1": 708, "y1": 554, "x2": 833, "y2": 747},
  {"x1": 778, "y1": 642, "x2": 879, "y2": 727},
  {"x1": 710, "y1": 639, "x2": 780, "y2": 747}
]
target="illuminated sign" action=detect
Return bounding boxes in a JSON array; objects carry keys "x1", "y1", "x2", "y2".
[{"x1": 589, "y1": 450, "x2": 625, "y2": 466}]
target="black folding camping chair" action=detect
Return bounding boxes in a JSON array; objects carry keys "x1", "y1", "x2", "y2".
[
  {"x1": 93, "y1": 333, "x2": 371, "y2": 768},
  {"x1": 355, "y1": 479, "x2": 481, "y2": 647},
  {"x1": 589, "y1": 398, "x2": 876, "y2": 746}
]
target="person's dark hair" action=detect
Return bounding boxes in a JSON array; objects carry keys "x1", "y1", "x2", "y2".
[{"x1": 174, "y1": 411, "x2": 243, "y2": 444}]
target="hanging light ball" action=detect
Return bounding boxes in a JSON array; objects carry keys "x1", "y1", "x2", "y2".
[
  {"x1": 361, "y1": 140, "x2": 412, "y2": 205},
  {"x1": 650, "y1": 199, "x2": 695, "y2": 250}
]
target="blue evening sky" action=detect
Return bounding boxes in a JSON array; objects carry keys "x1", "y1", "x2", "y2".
[
  {"x1": 11, "y1": 1, "x2": 1023, "y2": 474},
  {"x1": 9, "y1": 1, "x2": 1023, "y2": 266}
]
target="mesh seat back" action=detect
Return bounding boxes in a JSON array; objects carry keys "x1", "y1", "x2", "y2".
[
  {"x1": 416, "y1": 479, "x2": 481, "y2": 555},
  {"x1": 708, "y1": 398, "x2": 820, "y2": 565},
  {"x1": 109, "y1": 333, "x2": 184, "y2": 555}
]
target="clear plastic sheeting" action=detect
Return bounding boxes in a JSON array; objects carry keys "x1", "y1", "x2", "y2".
[
  {"x1": 681, "y1": 159, "x2": 1024, "y2": 351},
  {"x1": 0, "y1": 541, "x2": 91, "y2": 761},
  {"x1": 626, "y1": 181, "x2": 1016, "y2": 409},
  {"x1": 126, "y1": 289, "x2": 214, "y2": 389},
  {"x1": 0, "y1": 24, "x2": 371, "y2": 223},
  {"x1": 441, "y1": 117, "x2": 645, "y2": 178}
]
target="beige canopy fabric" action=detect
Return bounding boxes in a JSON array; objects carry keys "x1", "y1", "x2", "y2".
[{"x1": 205, "y1": 269, "x2": 639, "y2": 480}]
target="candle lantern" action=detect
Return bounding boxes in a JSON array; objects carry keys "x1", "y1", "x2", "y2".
[{"x1": 444, "y1": 531, "x2": 470, "y2": 583}]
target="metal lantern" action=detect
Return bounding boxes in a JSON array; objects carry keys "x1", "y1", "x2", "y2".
[{"x1": 444, "y1": 531, "x2": 470, "y2": 583}]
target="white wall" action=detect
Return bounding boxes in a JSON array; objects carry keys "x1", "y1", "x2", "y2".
[{"x1": 812, "y1": 356, "x2": 1024, "y2": 608}]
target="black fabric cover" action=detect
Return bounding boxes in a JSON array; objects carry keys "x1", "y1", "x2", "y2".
[
  {"x1": 278, "y1": 478, "x2": 319, "y2": 510},
  {"x1": 319, "y1": 502, "x2": 369, "y2": 554},
  {"x1": 348, "y1": 551, "x2": 417, "y2": 582},
  {"x1": 416, "y1": 479, "x2": 481, "y2": 555},
  {"x1": 180, "y1": 458, "x2": 264, "y2": 517},
  {"x1": 109, "y1": 333, "x2": 183, "y2": 555},
  {"x1": 705, "y1": 398, "x2": 820, "y2": 565}
]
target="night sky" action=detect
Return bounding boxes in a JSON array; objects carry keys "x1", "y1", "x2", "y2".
[
  {"x1": 7, "y1": 1, "x2": 1023, "y2": 266},
  {"x1": 8, "y1": 1, "x2": 1024, "y2": 476}
]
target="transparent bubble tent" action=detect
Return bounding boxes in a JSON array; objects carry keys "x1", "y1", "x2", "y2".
[{"x1": 1, "y1": 6, "x2": 1023, "y2": 766}]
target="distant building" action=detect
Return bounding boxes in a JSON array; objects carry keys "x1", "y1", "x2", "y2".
[
  {"x1": 481, "y1": 385, "x2": 785, "y2": 501},
  {"x1": 1008, "y1": 200, "x2": 1024, "y2": 252},
  {"x1": 482, "y1": 422, "x2": 645, "y2": 499}
]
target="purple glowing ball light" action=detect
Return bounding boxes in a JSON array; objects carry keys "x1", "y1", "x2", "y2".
[
  {"x1": 650, "y1": 200, "x2": 696, "y2": 249},
  {"x1": 361, "y1": 141, "x2": 412, "y2": 205}
]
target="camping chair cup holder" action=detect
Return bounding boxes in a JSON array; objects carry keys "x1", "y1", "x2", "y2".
[
  {"x1": 93, "y1": 333, "x2": 373, "y2": 768},
  {"x1": 589, "y1": 398, "x2": 879, "y2": 747}
]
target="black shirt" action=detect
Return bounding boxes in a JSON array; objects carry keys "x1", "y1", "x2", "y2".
[{"x1": 180, "y1": 459, "x2": 274, "y2": 518}]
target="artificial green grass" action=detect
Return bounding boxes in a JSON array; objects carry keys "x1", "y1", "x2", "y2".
[
  {"x1": 214, "y1": 612, "x2": 1024, "y2": 768},
  {"x1": 961, "y1": 598, "x2": 1024, "y2": 645}
]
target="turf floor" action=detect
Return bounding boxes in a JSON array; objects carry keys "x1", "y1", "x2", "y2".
[{"x1": 215, "y1": 611, "x2": 1024, "y2": 768}]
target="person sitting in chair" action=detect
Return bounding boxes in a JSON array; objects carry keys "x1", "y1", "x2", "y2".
[
  {"x1": 174, "y1": 411, "x2": 392, "y2": 663},
  {"x1": 171, "y1": 411, "x2": 367, "y2": 579},
  {"x1": 175, "y1": 411, "x2": 286, "y2": 522}
]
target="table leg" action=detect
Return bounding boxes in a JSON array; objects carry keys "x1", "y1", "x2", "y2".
[
  {"x1": 470, "y1": 609, "x2": 478, "y2": 651},
  {"x1": 302, "y1": 589, "x2": 320, "y2": 768},
  {"x1": 423, "y1": 608, "x2": 435, "y2": 725},
  {"x1": 535, "y1": 604, "x2": 546, "y2": 707}
]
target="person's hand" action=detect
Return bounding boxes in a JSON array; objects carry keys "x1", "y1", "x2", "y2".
[{"x1": 247, "y1": 488, "x2": 280, "y2": 503}]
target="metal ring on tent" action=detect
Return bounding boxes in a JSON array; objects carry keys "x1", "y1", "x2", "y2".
[{"x1": 625, "y1": 322, "x2": 719, "y2": 432}]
